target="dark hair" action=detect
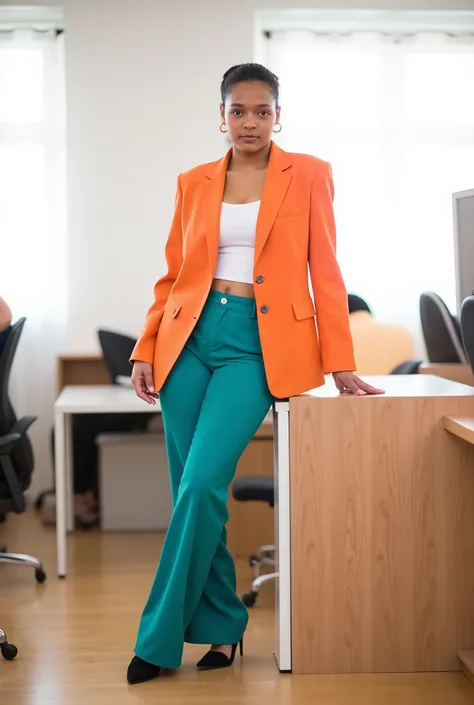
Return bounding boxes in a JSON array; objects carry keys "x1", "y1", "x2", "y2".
[
  {"x1": 220, "y1": 63, "x2": 280, "y2": 106},
  {"x1": 348, "y1": 294, "x2": 372, "y2": 315}
]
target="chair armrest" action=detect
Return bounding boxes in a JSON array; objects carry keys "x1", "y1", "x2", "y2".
[
  {"x1": 9, "y1": 415, "x2": 37, "y2": 437},
  {"x1": 0, "y1": 433, "x2": 21, "y2": 454}
]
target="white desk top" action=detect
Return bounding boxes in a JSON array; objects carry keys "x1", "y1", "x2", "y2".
[
  {"x1": 55, "y1": 385, "x2": 163, "y2": 414},
  {"x1": 298, "y1": 374, "x2": 474, "y2": 400},
  {"x1": 55, "y1": 385, "x2": 274, "y2": 425}
]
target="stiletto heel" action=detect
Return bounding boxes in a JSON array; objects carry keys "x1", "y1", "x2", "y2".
[{"x1": 196, "y1": 635, "x2": 244, "y2": 670}]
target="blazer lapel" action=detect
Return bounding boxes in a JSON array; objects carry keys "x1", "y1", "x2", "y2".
[
  {"x1": 254, "y1": 143, "x2": 293, "y2": 265},
  {"x1": 201, "y1": 142, "x2": 293, "y2": 276},
  {"x1": 202, "y1": 148, "x2": 232, "y2": 278}
]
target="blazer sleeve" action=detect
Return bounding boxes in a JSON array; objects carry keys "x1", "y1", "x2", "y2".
[
  {"x1": 130, "y1": 174, "x2": 184, "y2": 365},
  {"x1": 308, "y1": 162, "x2": 356, "y2": 374}
]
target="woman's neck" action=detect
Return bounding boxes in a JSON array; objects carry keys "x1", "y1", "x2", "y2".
[{"x1": 229, "y1": 142, "x2": 271, "y2": 172}]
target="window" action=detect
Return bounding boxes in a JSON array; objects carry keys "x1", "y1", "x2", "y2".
[
  {"x1": 0, "y1": 26, "x2": 66, "y2": 493},
  {"x1": 264, "y1": 23, "x2": 474, "y2": 332}
]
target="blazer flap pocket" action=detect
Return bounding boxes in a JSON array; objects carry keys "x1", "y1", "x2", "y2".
[
  {"x1": 164, "y1": 294, "x2": 182, "y2": 318},
  {"x1": 292, "y1": 297, "x2": 316, "y2": 321},
  {"x1": 278, "y1": 206, "x2": 309, "y2": 219}
]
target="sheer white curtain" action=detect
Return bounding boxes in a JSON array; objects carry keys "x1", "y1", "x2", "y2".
[
  {"x1": 0, "y1": 29, "x2": 66, "y2": 494},
  {"x1": 265, "y1": 29, "x2": 474, "y2": 334}
]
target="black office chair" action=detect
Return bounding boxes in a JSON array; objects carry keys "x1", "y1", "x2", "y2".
[
  {"x1": 390, "y1": 359, "x2": 424, "y2": 375},
  {"x1": 419, "y1": 292, "x2": 467, "y2": 364},
  {"x1": 460, "y1": 295, "x2": 474, "y2": 374},
  {"x1": 97, "y1": 329, "x2": 137, "y2": 384},
  {"x1": 231, "y1": 475, "x2": 277, "y2": 607},
  {"x1": 0, "y1": 319, "x2": 46, "y2": 586}
]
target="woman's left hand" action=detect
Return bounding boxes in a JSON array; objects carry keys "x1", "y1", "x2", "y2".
[{"x1": 332, "y1": 371, "x2": 385, "y2": 396}]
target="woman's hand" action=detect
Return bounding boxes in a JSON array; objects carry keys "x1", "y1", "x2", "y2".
[
  {"x1": 332, "y1": 371, "x2": 385, "y2": 396},
  {"x1": 131, "y1": 361, "x2": 159, "y2": 405}
]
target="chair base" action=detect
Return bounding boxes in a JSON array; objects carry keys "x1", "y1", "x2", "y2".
[
  {"x1": 0, "y1": 552, "x2": 47, "y2": 583},
  {"x1": 242, "y1": 543, "x2": 278, "y2": 607}
]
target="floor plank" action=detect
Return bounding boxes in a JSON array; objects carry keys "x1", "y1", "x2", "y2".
[{"x1": 1, "y1": 510, "x2": 474, "y2": 704}]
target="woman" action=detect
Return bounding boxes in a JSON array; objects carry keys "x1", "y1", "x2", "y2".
[{"x1": 127, "y1": 63, "x2": 384, "y2": 685}]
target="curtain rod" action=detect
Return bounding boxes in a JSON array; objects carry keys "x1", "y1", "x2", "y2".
[
  {"x1": 0, "y1": 27, "x2": 64, "y2": 36},
  {"x1": 264, "y1": 29, "x2": 474, "y2": 39}
]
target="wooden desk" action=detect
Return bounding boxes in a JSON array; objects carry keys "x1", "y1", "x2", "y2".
[
  {"x1": 275, "y1": 375, "x2": 474, "y2": 675},
  {"x1": 419, "y1": 362, "x2": 474, "y2": 386}
]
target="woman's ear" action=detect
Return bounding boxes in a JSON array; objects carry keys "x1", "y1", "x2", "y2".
[
  {"x1": 219, "y1": 104, "x2": 225, "y2": 122},
  {"x1": 275, "y1": 105, "x2": 281, "y2": 124}
]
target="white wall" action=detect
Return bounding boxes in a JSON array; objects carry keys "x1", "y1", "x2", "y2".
[{"x1": 3, "y1": 0, "x2": 474, "y2": 493}]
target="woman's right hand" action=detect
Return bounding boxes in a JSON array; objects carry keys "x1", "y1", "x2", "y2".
[{"x1": 131, "y1": 361, "x2": 159, "y2": 405}]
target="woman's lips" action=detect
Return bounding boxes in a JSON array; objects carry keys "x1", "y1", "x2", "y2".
[{"x1": 241, "y1": 135, "x2": 259, "y2": 141}]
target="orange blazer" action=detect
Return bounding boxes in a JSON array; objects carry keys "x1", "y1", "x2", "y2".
[{"x1": 131, "y1": 142, "x2": 355, "y2": 399}]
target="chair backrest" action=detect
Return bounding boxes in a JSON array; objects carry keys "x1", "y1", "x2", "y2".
[
  {"x1": 0, "y1": 318, "x2": 34, "y2": 493},
  {"x1": 97, "y1": 329, "x2": 137, "y2": 384},
  {"x1": 390, "y1": 359, "x2": 423, "y2": 375},
  {"x1": 419, "y1": 292, "x2": 467, "y2": 364},
  {"x1": 460, "y1": 295, "x2": 474, "y2": 374}
]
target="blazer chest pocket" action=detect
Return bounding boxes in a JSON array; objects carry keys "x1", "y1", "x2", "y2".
[
  {"x1": 164, "y1": 294, "x2": 182, "y2": 318},
  {"x1": 277, "y1": 205, "x2": 309, "y2": 219},
  {"x1": 292, "y1": 297, "x2": 316, "y2": 321}
]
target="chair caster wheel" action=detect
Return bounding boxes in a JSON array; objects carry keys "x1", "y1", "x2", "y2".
[
  {"x1": 249, "y1": 555, "x2": 259, "y2": 567},
  {"x1": 242, "y1": 591, "x2": 258, "y2": 607},
  {"x1": 1, "y1": 642, "x2": 18, "y2": 660},
  {"x1": 35, "y1": 568, "x2": 47, "y2": 584}
]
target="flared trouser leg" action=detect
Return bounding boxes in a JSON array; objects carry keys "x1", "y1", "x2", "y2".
[{"x1": 134, "y1": 292, "x2": 273, "y2": 668}]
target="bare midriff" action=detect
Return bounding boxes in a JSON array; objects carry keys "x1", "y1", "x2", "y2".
[{"x1": 211, "y1": 278, "x2": 255, "y2": 299}]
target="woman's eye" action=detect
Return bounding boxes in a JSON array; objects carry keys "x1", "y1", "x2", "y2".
[
  {"x1": 259, "y1": 111, "x2": 271, "y2": 117},
  {"x1": 232, "y1": 110, "x2": 243, "y2": 116}
]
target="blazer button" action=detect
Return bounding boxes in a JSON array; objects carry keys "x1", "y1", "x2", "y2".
[
  {"x1": 261, "y1": 304, "x2": 269, "y2": 314},
  {"x1": 256, "y1": 275, "x2": 265, "y2": 284}
]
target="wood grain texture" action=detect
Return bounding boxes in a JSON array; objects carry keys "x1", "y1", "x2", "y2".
[
  {"x1": 57, "y1": 353, "x2": 109, "y2": 393},
  {"x1": 459, "y1": 651, "x2": 474, "y2": 687},
  {"x1": 2, "y1": 510, "x2": 474, "y2": 705},
  {"x1": 444, "y1": 416, "x2": 474, "y2": 444},
  {"x1": 419, "y1": 363, "x2": 474, "y2": 387},
  {"x1": 290, "y1": 376, "x2": 474, "y2": 674}
]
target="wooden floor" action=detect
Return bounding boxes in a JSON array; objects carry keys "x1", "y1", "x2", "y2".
[{"x1": 1, "y1": 511, "x2": 474, "y2": 704}]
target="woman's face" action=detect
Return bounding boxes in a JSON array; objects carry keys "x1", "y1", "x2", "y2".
[{"x1": 220, "y1": 81, "x2": 280, "y2": 155}]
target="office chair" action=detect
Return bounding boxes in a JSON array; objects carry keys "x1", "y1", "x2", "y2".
[
  {"x1": 390, "y1": 359, "x2": 424, "y2": 375},
  {"x1": 97, "y1": 329, "x2": 137, "y2": 384},
  {"x1": 231, "y1": 475, "x2": 277, "y2": 607},
  {"x1": 460, "y1": 295, "x2": 474, "y2": 374},
  {"x1": 0, "y1": 319, "x2": 46, "y2": 583},
  {"x1": 0, "y1": 628, "x2": 17, "y2": 660},
  {"x1": 419, "y1": 292, "x2": 467, "y2": 364}
]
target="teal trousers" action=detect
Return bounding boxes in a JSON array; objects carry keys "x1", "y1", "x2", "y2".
[{"x1": 134, "y1": 290, "x2": 274, "y2": 668}]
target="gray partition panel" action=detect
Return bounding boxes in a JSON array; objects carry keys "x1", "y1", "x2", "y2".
[{"x1": 453, "y1": 189, "x2": 474, "y2": 313}]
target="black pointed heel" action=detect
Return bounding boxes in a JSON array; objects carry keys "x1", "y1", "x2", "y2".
[
  {"x1": 127, "y1": 655, "x2": 162, "y2": 684},
  {"x1": 196, "y1": 637, "x2": 244, "y2": 671}
]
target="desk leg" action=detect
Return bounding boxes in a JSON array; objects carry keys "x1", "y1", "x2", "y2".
[
  {"x1": 65, "y1": 414, "x2": 74, "y2": 533},
  {"x1": 55, "y1": 410, "x2": 67, "y2": 578},
  {"x1": 273, "y1": 404, "x2": 291, "y2": 672}
]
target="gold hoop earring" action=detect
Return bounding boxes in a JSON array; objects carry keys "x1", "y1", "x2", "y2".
[
  {"x1": 273, "y1": 123, "x2": 282, "y2": 134},
  {"x1": 219, "y1": 123, "x2": 228, "y2": 134}
]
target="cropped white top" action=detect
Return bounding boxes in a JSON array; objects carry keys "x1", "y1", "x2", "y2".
[{"x1": 213, "y1": 201, "x2": 260, "y2": 285}]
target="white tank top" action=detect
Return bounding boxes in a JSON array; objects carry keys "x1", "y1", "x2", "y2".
[{"x1": 214, "y1": 201, "x2": 260, "y2": 285}]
